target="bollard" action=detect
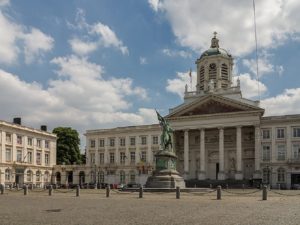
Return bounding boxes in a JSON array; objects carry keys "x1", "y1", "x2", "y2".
[
  {"x1": 278, "y1": 183, "x2": 281, "y2": 190},
  {"x1": 217, "y1": 185, "x2": 222, "y2": 200},
  {"x1": 0, "y1": 184, "x2": 4, "y2": 195},
  {"x1": 139, "y1": 186, "x2": 143, "y2": 198},
  {"x1": 209, "y1": 184, "x2": 212, "y2": 189},
  {"x1": 106, "y1": 185, "x2": 110, "y2": 198},
  {"x1": 76, "y1": 185, "x2": 80, "y2": 197},
  {"x1": 16, "y1": 184, "x2": 19, "y2": 190},
  {"x1": 24, "y1": 185, "x2": 28, "y2": 196},
  {"x1": 226, "y1": 184, "x2": 228, "y2": 189},
  {"x1": 262, "y1": 185, "x2": 267, "y2": 200},
  {"x1": 176, "y1": 186, "x2": 180, "y2": 199},
  {"x1": 242, "y1": 184, "x2": 245, "y2": 190},
  {"x1": 49, "y1": 185, "x2": 53, "y2": 196}
]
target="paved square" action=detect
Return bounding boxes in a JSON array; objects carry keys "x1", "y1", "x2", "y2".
[{"x1": 1, "y1": 189, "x2": 300, "y2": 225}]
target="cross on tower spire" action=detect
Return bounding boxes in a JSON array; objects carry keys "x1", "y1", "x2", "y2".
[{"x1": 210, "y1": 31, "x2": 219, "y2": 48}]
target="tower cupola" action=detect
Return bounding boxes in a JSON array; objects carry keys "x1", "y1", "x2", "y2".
[{"x1": 195, "y1": 32, "x2": 233, "y2": 93}]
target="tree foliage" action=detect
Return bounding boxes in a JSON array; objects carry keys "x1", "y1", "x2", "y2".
[{"x1": 53, "y1": 127, "x2": 82, "y2": 165}]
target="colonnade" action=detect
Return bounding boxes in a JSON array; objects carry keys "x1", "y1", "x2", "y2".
[{"x1": 178, "y1": 125, "x2": 261, "y2": 180}]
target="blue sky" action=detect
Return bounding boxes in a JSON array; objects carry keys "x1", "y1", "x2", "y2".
[{"x1": 1, "y1": 0, "x2": 300, "y2": 145}]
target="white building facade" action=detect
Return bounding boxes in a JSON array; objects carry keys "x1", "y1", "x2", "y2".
[
  {"x1": 0, "y1": 118, "x2": 57, "y2": 187},
  {"x1": 83, "y1": 34, "x2": 300, "y2": 189}
]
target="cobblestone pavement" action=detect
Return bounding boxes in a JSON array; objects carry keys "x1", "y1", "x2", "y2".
[{"x1": 1, "y1": 189, "x2": 300, "y2": 225}]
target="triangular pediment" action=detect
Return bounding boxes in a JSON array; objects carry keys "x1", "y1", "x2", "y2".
[{"x1": 166, "y1": 94, "x2": 264, "y2": 118}]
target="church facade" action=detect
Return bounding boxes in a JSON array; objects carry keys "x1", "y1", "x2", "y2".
[{"x1": 59, "y1": 34, "x2": 300, "y2": 189}]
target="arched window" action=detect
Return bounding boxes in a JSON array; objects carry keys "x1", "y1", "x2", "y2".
[
  {"x1": 27, "y1": 170, "x2": 33, "y2": 182},
  {"x1": 5, "y1": 169, "x2": 11, "y2": 181},
  {"x1": 277, "y1": 168, "x2": 285, "y2": 183},
  {"x1": 262, "y1": 167, "x2": 271, "y2": 183},
  {"x1": 79, "y1": 171, "x2": 85, "y2": 184},
  {"x1": 44, "y1": 171, "x2": 50, "y2": 183},
  {"x1": 221, "y1": 63, "x2": 228, "y2": 80},
  {"x1": 90, "y1": 171, "x2": 95, "y2": 183},
  {"x1": 129, "y1": 170, "x2": 135, "y2": 183},
  {"x1": 36, "y1": 171, "x2": 41, "y2": 182},
  {"x1": 99, "y1": 171, "x2": 104, "y2": 183},
  {"x1": 199, "y1": 66, "x2": 205, "y2": 89},
  {"x1": 120, "y1": 170, "x2": 126, "y2": 184},
  {"x1": 208, "y1": 63, "x2": 217, "y2": 81}
]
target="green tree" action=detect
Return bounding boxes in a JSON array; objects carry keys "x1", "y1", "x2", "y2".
[{"x1": 53, "y1": 127, "x2": 82, "y2": 165}]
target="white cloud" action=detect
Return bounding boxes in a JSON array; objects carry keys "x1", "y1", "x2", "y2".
[
  {"x1": 0, "y1": 55, "x2": 152, "y2": 135},
  {"x1": 151, "y1": 0, "x2": 300, "y2": 56},
  {"x1": 68, "y1": 8, "x2": 128, "y2": 55},
  {"x1": 0, "y1": 11, "x2": 53, "y2": 65},
  {"x1": 139, "y1": 57, "x2": 147, "y2": 65},
  {"x1": 148, "y1": 0, "x2": 162, "y2": 12},
  {"x1": 261, "y1": 88, "x2": 300, "y2": 116},
  {"x1": 90, "y1": 23, "x2": 129, "y2": 55},
  {"x1": 22, "y1": 28, "x2": 54, "y2": 64},
  {"x1": 0, "y1": 0, "x2": 9, "y2": 6},
  {"x1": 166, "y1": 70, "x2": 196, "y2": 98},
  {"x1": 233, "y1": 73, "x2": 267, "y2": 99},
  {"x1": 68, "y1": 38, "x2": 98, "y2": 56},
  {"x1": 242, "y1": 51, "x2": 284, "y2": 77},
  {"x1": 162, "y1": 48, "x2": 192, "y2": 58}
]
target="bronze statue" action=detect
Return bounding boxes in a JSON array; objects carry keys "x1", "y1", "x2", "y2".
[{"x1": 156, "y1": 110, "x2": 173, "y2": 151}]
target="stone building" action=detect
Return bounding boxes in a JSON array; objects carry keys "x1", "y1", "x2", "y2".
[
  {"x1": 0, "y1": 118, "x2": 57, "y2": 187},
  {"x1": 67, "y1": 34, "x2": 300, "y2": 189}
]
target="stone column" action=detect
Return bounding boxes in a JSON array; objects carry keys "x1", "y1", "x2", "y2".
[
  {"x1": 253, "y1": 125, "x2": 261, "y2": 179},
  {"x1": 184, "y1": 130, "x2": 189, "y2": 180},
  {"x1": 218, "y1": 127, "x2": 225, "y2": 180},
  {"x1": 235, "y1": 126, "x2": 243, "y2": 180},
  {"x1": 271, "y1": 127, "x2": 276, "y2": 163},
  {"x1": 198, "y1": 128, "x2": 206, "y2": 180}
]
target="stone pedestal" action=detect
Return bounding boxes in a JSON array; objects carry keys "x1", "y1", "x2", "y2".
[{"x1": 145, "y1": 150, "x2": 185, "y2": 188}]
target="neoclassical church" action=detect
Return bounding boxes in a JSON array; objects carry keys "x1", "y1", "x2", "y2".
[{"x1": 56, "y1": 34, "x2": 300, "y2": 189}]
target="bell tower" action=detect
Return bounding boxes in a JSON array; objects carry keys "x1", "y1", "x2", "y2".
[{"x1": 195, "y1": 32, "x2": 234, "y2": 93}]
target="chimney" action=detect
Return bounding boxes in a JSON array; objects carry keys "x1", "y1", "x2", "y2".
[
  {"x1": 41, "y1": 125, "x2": 47, "y2": 132},
  {"x1": 13, "y1": 117, "x2": 21, "y2": 125}
]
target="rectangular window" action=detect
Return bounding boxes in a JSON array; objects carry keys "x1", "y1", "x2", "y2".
[
  {"x1": 119, "y1": 138, "x2": 126, "y2": 146},
  {"x1": 120, "y1": 152, "x2": 126, "y2": 164},
  {"x1": 90, "y1": 139, "x2": 96, "y2": 148},
  {"x1": 27, "y1": 151, "x2": 32, "y2": 164},
  {"x1": 27, "y1": 137, "x2": 33, "y2": 146},
  {"x1": 17, "y1": 135, "x2": 22, "y2": 145},
  {"x1": 141, "y1": 151, "x2": 147, "y2": 162},
  {"x1": 90, "y1": 153, "x2": 95, "y2": 164},
  {"x1": 277, "y1": 128, "x2": 285, "y2": 139},
  {"x1": 99, "y1": 139, "x2": 105, "y2": 147},
  {"x1": 99, "y1": 153, "x2": 104, "y2": 164},
  {"x1": 293, "y1": 128, "x2": 300, "y2": 138},
  {"x1": 292, "y1": 144, "x2": 300, "y2": 160},
  {"x1": 36, "y1": 151, "x2": 41, "y2": 165},
  {"x1": 6, "y1": 133, "x2": 12, "y2": 143},
  {"x1": 262, "y1": 145, "x2": 271, "y2": 161},
  {"x1": 37, "y1": 139, "x2": 41, "y2": 148},
  {"x1": 45, "y1": 153, "x2": 50, "y2": 166},
  {"x1": 262, "y1": 129, "x2": 271, "y2": 139},
  {"x1": 277, "y1": 145, "x2": 286, "y2": 161},
  {"x1": 152, "y1": 136, "x2": 158, "y2": 145},
  {"x1": 109, "y1": 138, "x2": 115, "y2": 147},
  {"x1": 130, "y1": 137, "x2": 136, "y2": 146},
  {"x1": 17, "y1": 150, "x2": 22, "y2": 162},
  {"x1": 109, "y1": 152, "x2": 115, "y2": 163},
  {"x1": 141, "y1": 136, "x2": 147, "y2": 145},
  {"x1": 130, "y1": 151, "x2": 135, "y2": 163},
  {"x1": 5, "y1": 148, "x2": 11, "y2": 162},
  {"x1": 45, "y1": 140, "x2": 49, "y2": 149}
]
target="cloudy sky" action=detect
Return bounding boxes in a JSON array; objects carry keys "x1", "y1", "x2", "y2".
[{"x1": 1, "y1": 0, "x2": 300, "y2": 147}]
